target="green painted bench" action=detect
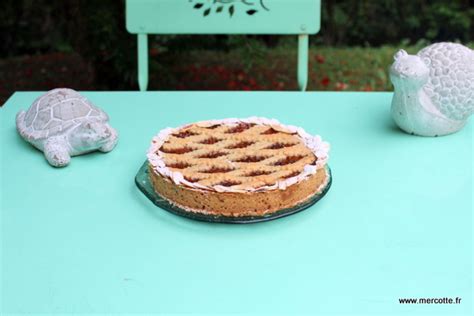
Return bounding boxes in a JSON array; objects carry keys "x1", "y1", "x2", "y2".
[{"x1": 126, "y1": 0, "x2": 321, "y2": 91}]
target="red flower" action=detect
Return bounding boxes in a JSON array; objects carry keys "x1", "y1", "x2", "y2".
[
  {"x1": 320, "y1": 77, "x2": 330, "y2": 87},
  {"x1": 315, "y1": 54, "x2": 325, "y2": 64},
  {"x1": 227, "y1": 81, "x2": 237, "y2": 89},
  {"x1": 335, "y1": 82, "x2": 348, "y2": 91}
]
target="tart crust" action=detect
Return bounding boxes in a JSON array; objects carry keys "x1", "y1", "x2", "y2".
[
  {"x1": 147, "y1": 117, "x2": 330, "y2": 217},
  {"x1": 149, "y1": 164, "x2": 329, "y2": 216}
]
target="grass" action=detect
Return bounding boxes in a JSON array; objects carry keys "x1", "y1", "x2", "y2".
[
  {"x1": 2, "y1": 41, "x2": 472, "y2": 105},
  {"x1": 149, "y1": 41, "x2": 430, "y2": 92}
]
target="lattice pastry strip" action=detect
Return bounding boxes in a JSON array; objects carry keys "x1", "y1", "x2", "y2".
[{"x1": 148, "y1": 118, "x2": 330, "y2": 193}]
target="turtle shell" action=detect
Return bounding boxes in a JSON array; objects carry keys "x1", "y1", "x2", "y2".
[{"x1": 21, "y1": 88, "x2": 108, "y2": 139}]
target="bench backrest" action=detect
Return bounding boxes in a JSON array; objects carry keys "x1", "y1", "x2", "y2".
[
  {"x1": 126, "y1": 0, "x2": 321, "y2": 91},
  {"x1": 126, "y1": 0, "x2": 320, "y2": 35}
]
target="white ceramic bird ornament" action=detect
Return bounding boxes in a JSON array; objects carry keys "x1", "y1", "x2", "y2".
[
  {"x1": 16, "y1": 88, "x2": 118, "y2": 167},
  {"x1": 390, "y1": 42, "x2": 474, "y2": 136}
]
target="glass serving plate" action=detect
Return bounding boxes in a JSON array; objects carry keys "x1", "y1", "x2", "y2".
[{"x1": 135, "y1": 161, "x2": 332, "y2": 224}]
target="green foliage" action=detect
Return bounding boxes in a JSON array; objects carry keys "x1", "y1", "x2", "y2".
[
  {"x1": 0, "y1": 0, "x2": 67, "y2": 57},
  {"x1": 0, "y1": 0, "x2": 472, "y2": 91},
  {"x1": 320, "y1": 0, "x2": 473, "y2": 46},
  {"x1": 70, "y1": 1, "x2": 137, "y2": 89},
  {"x1": 424, "y1": 1, "x2": 473, "y2": 41},
  {"x1": 2, "y1": 0, "x2": 471, "y2": 59}
]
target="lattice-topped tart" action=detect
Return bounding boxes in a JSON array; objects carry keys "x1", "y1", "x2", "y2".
[{"x1": 147, "y1": 117, "x2": 330, "y2": 217}]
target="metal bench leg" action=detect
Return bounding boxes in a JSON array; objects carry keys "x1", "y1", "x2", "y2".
[
  {"x1": 297, "y1": 34, "x2": 309, "y2": 91},
  {"x1": 138, "y1": 34, "x2": 148, "y2": 91}
]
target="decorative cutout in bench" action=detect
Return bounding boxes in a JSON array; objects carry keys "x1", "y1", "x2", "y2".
[{"x1": 189, "y1": 0, "x2": 270, "y2": 17}]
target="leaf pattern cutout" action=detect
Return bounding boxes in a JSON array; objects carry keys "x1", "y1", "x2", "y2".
[{"x1": 189, "y1": 0, "x2": 269, "y2": 17}]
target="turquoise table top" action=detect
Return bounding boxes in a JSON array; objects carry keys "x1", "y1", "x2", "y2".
[{"x1": 1, "y1": 91, "x2": 472, "y2": 315}]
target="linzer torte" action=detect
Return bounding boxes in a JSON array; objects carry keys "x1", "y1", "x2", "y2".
[{"x1": 147, "y1": 117, "x2": 330, "y2": 217}]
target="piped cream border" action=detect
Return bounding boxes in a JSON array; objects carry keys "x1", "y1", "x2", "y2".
[{"x1": 147, "y1": 117, "x2": 330, "y2": 193}]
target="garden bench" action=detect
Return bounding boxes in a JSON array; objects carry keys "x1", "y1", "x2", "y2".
[{"x1": 126, "y1": 0, "x2": 321, "y2": 91}]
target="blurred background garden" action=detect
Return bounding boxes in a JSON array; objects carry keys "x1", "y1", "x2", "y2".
[{"x1": 0, "y1": 0, "x2": 473, "y2": 105}]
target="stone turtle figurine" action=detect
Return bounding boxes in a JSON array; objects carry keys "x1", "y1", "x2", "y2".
[
  {"x1": 16, "y1": 88, "x2": 118, "y2": 167},
  {"x1": 390, "y1": 42, "x2": 474, "y2": 136}
]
